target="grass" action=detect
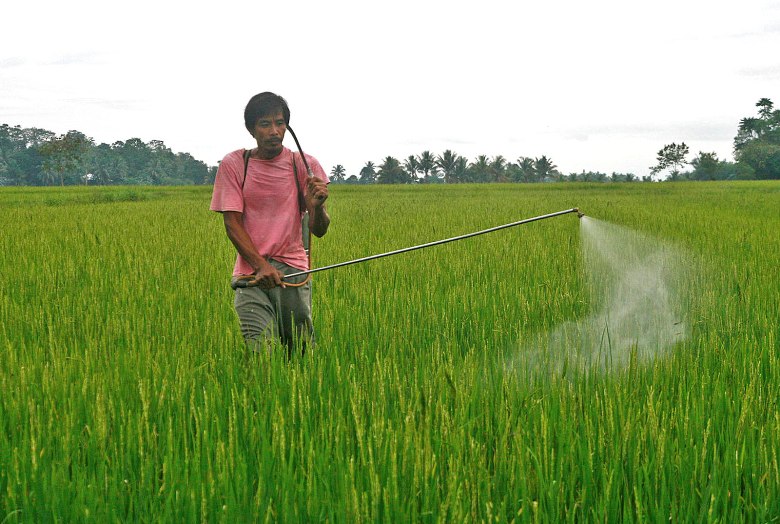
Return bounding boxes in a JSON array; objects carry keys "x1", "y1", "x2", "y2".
[{"x1": 1, "y1": 181, "x2": 779, "y2": 522}]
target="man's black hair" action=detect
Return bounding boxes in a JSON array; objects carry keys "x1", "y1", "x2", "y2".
[{"x1": 244, "y1": 92, "x2": 290, "y2": 134}]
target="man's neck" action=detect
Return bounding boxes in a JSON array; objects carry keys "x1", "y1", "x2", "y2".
[{"x1": 252, "y1": 147, "x2": 284, "y2": 160}]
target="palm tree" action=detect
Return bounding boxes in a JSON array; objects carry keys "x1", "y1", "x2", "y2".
[
  {"x1": 453, "y1": 157, "x2": 469, "y2": 183},
  {"x1": 358, "y1": 161, "x2": 376, "y2": 184},
  {"x1": 403, "y1": 155, "x2": 420, "y2": 181},
  {"x1": 516, "y1": 157, "x2": 536, "y2": 183},
  {"x1": 469, "y1": 155, "x2": 491, "y2": 183},
  {"x1": 757, "y1": 98, "x2": 774, "y2": 120},
  {"x1": 330, "y1": 164, "x2": 346, "y2": 183},
  {"x1": 534, "y1": 156, "x2": 558, "y2": 181},
  {"x1": 377, "y1": 156, "x2": 409, "y2": 184},
  {"x1": 734, "y1": 117, "x2": 763, "y2": 153},
  {"x1": 435, "y1": 150, "x2": 458, "y2": 184},
  {"x1": 417, "y1": 150, "x2": 438, "y2": 180},
  {"x1": 490, "y1": 155, "x2": 508, "y2": 182}
]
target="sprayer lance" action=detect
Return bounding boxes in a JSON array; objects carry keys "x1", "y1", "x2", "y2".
[{"x1": 274, "y1": 207, "x2": 581, "y2": 281}]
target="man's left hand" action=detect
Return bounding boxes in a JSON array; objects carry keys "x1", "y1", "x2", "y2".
[{"x1": 306, "y1": 177, "x2": 328, "y2": 209}]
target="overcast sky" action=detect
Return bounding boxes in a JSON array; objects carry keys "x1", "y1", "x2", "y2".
[{"x1": 2, "y1": 0, "x2": 779, "y2": 178}]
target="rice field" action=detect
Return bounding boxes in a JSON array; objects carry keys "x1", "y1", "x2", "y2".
[{"x1": 1, "y1": 181, "x2": 779, "y2": 522}]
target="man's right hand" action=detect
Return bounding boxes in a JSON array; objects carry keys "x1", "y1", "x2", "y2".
[{"x1": 247, "y1": 259, "x2": 286, "y2": 288}]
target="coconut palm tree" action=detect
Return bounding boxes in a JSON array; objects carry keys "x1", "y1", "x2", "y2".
[
  {"x1": 490, "y1": 155, "x2": 508, "y2": 182},
  {"x1": 453, "y1": 157, "x2": 469, "y2": 183},
  {"x1": 469, "y1": 155, "x2": 491, "y2": 183},
  {"x1": 377, "y1": 156, "x2": 409, "y2": 184},
  {"x1": 435, "y1": 149, "x2": 459, "y2": 184},
  {"x1": 534, "y1": 156, "x2": 558, "y2": 181},
  {"x1": 330, "y1": 164, "x2": 346, "y2": 183},
  {"x1": 403, "y1": 155, "x2": 420, "y2": 181},
  {"x1": 359, "y1": 161, "x2": 376, "y2": 184},
  {"x1": 517, "y1": 157, "x2": 536, "y2": 183},
  {"x1": 417, "y1": 150, "x2": 438, "y2": 180}
]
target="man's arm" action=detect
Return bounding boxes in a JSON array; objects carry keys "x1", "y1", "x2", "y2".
[
  {"x1": 222, "y1": 211, "x2": 284, "y2": 287},
  {"x1": 305, "y1": 177, "x2": 330, "y2": 238}
]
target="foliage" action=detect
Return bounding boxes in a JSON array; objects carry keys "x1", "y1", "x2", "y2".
[
  {"x1": 7, "y1": 96, "x2": 779, "y2": 187},
  {"x1": 358, "y1": 161, "x2": 377, "y2": 184},
  {"x1": 377, "y1": 156, "x2": 410, "y2": 184},
  {"x1": 38, "y1": 130, "x2": 93, "y2": 185},
  {"x1": 733, "y1": 98, "x2": 780, "y2": 179},
  {"x1": 435, "y1": 150, "x2": 459, "y2": 184},
  {"x1": 0, "y1": 124, "x2": 212, "y2": 186},
  {"x1": 402, "y1": 155, "x2": 419, "y2": 182},
  {"x1": 329, "y1": 164, "x2": 346, "y2": 183},
  {"x1": 650, "y1": 142, "x2": 690, "y2": 180},
  {"x1": 417, "y1": 150, "x2": 439, "y2": 181}
]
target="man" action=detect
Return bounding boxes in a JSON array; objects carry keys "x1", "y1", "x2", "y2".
[{"x1": 210, "y1": 92, "x2": 330, "y2": 356}]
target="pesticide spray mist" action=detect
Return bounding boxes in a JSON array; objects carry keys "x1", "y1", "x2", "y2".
[{"x1": 510, "y1": 216, "x2": 689, "y2": 377}]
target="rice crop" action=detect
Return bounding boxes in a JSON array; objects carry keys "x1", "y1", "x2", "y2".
[{"x1": 1, "y1": 181, "x2": 779, "y2": 522}]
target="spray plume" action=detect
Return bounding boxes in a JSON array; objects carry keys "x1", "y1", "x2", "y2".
[{"x1": 510, "y1": 216, "x2": 689, "y2": 378}]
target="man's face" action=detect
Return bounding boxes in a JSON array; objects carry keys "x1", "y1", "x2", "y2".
[{"x1": 252, "y1": 110, "x2": 286, "y2": 159}]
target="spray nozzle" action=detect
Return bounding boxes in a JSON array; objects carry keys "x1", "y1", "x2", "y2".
[{"x1": 574, "y1": 208, "x2": 585, "y2": 219}]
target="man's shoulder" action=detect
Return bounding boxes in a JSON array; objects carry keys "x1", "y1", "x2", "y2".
[
  {"x1": 221, "y1": 148, "x2": 248, "y2": 166},
  {"x1": 293, "y1": 151, "x2": 328, "y2": 181}
]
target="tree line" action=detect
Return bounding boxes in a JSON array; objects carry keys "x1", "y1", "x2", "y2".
[
  {"x1": 329, "y1": 152, "x2": 651, "y2": 185},
  {"x1": 0, "y1": 126, "x2": 215, "y2": 186},
  {"x1": 328, "y1": 97, "x2": 780, "y2": 184},
  {"x1": 2, "y1": 98, "x2": 777, "y2": 187}
]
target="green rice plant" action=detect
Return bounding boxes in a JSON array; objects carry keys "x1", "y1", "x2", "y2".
[{"x1": 1, "y1": 182, "x2": 779, "y2": 522}]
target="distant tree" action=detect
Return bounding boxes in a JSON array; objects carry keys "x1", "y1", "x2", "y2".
[
  {"x1": 756, "y1": 97, "x2": 774, "y2": 120},
  {"x1": 206, "y1": 165, "x2": 218, "y2": 184},
  {"x1": 689, "y1": 152, "x2": 720, "y2": 181},
  {"x1": 650, "y1": 142, "x2": 689, "y2": 180},
  {"x1": 435, "y1": 150, "x2": 459, "y2": 184},
  {"x1": 1, "y1": 123, "x2": 218, "y2": 185},
  {"x1": 88, "y1": 143, "x2": 120, "y2": 185},
  {"x1": 0, "y1": 156, "x2": 8, "y2": 185},
  {"x1": 38, "y1": 130, "x2": 93, "y2": 185},
  {"x1": 469, "y1": 155, "x2": 491, "y2": 183},
  {"x1": 534, "y1": 156, "x2": 558, "y2": 181},
  {"x1": 735, "y1": 162, "x2": 756, "y2": 180},
  {"x1": 734, "y1": 117, "x2": 764, "y2": 153},
  {"x1": 358, "y1": 161, "x2": 376, "y2": 184},
  {"x1": 453, "y1": 157, "x2": 469, "y2": 183},
  {"x1": 114, "y1": 138, "x2": 152, "y2": 181},
  {"x1": 377, "y1": 156, "x2": 409, "y2": 184},
  {"x1": 490, "y1": 155, "x2": 508, "y2": 182},
  {"x1": 146, "y1": 155, "x2": 173, "y2": 185},
  {"x1": 174, "y1": 152, "x2": 210, "y2": 185},
  {"x1": 417, "y1": 150, "x2": 438, "y2": 180},
  {"x1": 733, "y1": 98, "x2": 780, "y2": 179},
  {"x1": 736, "y1": 141, "x2": 780, "y2": 179},
  {"x1": 516, "y1": 157, "x2": 536, "y2": 182},
  {"x1": 403, "y1": 155, "x2": 420, "y2": 181},
  {"x1": 330, "y1": 164, "x2": 346, "y2": 183},
  {"x1": 20, "y1": 127, "x2": 56, "y2": 149}
]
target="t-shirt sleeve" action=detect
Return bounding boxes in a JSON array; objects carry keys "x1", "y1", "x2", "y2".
[
  {"x1": 210, "y1": 152, "x2": 244, "y2": 213},
  {"x1": 302, "y1": 154, "x2": 330, "y2": 184},
  {"x1": 294, "y1": 153, "x2": 331, "y2": 195},
  {"x1": 311, "y1": 156, "x2": 330, "y2": 184}
]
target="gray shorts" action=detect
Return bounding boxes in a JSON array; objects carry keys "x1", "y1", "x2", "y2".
[{"x1": 232, "y1": 259, "x2": 314, "y2": 355}]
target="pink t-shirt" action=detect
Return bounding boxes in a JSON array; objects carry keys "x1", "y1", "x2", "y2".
[{"x1": 210, "y1": 146, "x2": 329, "y2": 275}]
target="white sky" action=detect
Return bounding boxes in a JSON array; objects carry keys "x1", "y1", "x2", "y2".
[{"x1": 2, "y1": 0, "x2": 779, "y2": 178}]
